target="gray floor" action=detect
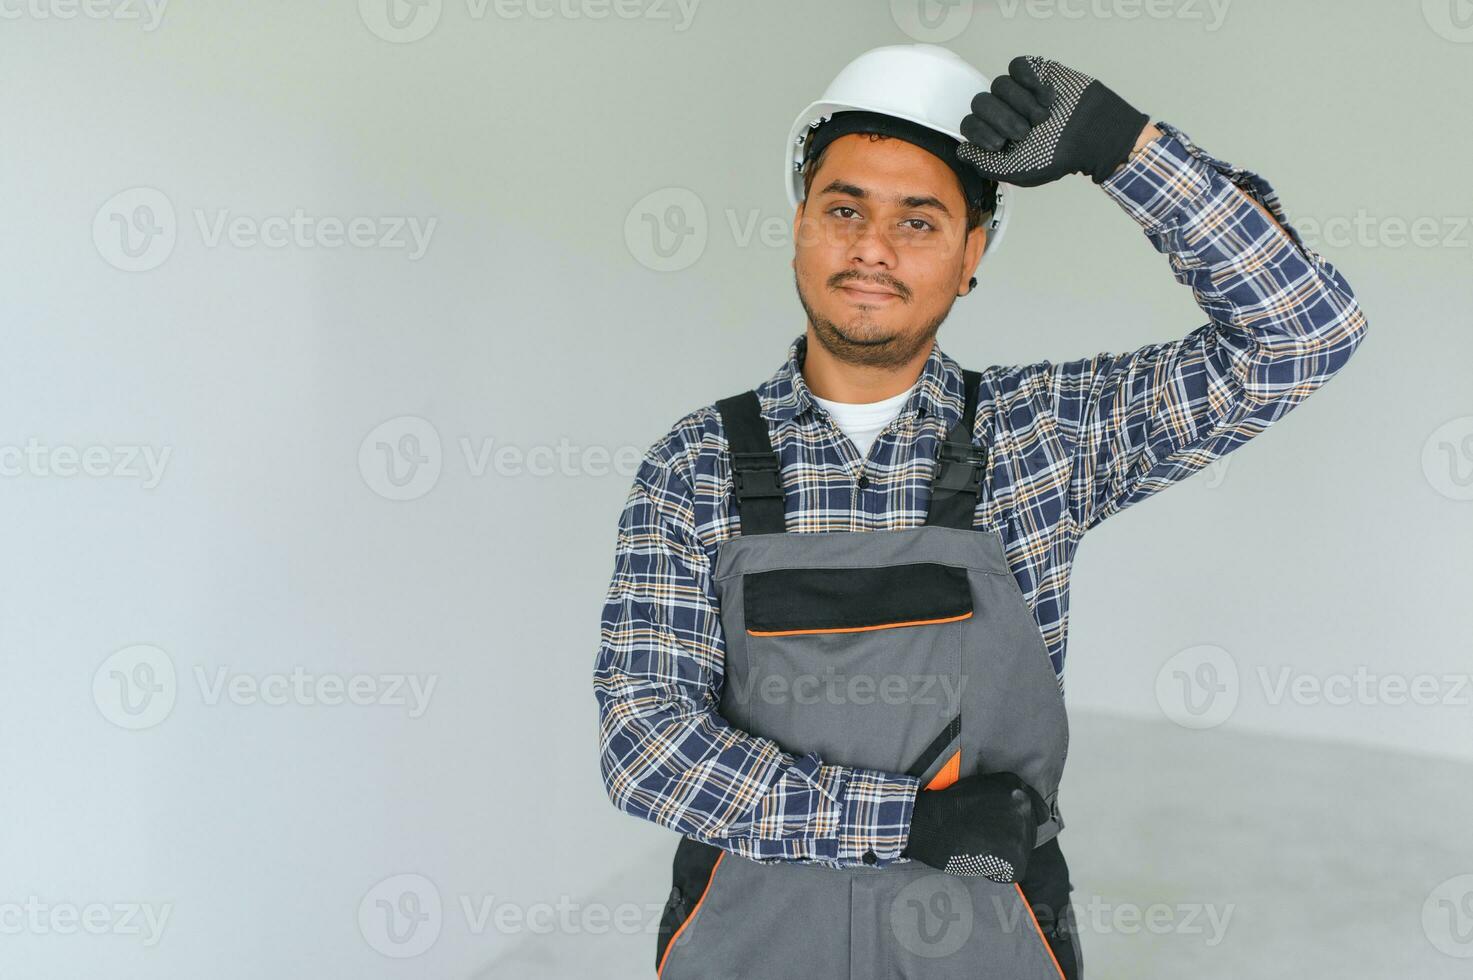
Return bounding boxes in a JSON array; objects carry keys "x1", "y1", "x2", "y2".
[{"x1": 480, "y1": 712, "x2": 1473, "y2": 978}]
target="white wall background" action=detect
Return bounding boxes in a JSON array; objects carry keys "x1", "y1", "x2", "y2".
[{"x1": 2, "y1": 1, "x2": 1470, "y2": 977}]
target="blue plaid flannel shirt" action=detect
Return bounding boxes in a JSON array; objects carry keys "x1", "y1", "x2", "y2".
[{"x1": 593, "y1": 121, "x2": 1369, "y2": 868}]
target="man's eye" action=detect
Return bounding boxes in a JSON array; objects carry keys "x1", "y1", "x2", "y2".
[{"x1": 826, "y1": 208, "x2": 932, "y2": 233}]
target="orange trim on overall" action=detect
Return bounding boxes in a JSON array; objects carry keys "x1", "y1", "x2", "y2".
[
  {"x1": 1016, "y1": 881, "x2": 1068, "y2": 980},
  {"x1": 923, "y1": 749, "x2": 961, "y2": 791},
  {"x1": 656, "y1": 851, "x2": 725, "y2": 979},
  {"x1": 747, "y1": 609, "x2": 972, "y2": 637}
]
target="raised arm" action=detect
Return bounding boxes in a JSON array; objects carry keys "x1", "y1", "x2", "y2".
[
  {"x1": 956, "y1": 57, "x2": 1370, "y2": 535},
  {"x1": 1050, "y1": 121, "x2": 1369, "y2": 532}
]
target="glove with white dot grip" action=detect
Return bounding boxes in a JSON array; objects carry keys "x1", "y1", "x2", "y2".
[
  {"x1": 902, "y1": 770, "x2": 1050, "y2": 883},
  {"x1": 957, "y1": 55, "x2": 1151, "y2": 187}
]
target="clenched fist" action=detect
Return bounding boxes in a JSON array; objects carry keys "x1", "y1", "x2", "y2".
[
  {"x1": 957, "y1": 55, "x2": 1151, "y2": 187},
  {"x1": 902, "y1": 770, "x2": 1051, "y2": 882}
]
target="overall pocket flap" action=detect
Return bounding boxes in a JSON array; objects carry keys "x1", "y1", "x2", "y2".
[{"x1": 744, "y1": 562, "x2": 973, "y2": 635}]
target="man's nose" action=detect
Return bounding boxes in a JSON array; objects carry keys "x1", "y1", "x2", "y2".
[{"x1": 846, "y1": 220, "x2": 898, "y2": 268}]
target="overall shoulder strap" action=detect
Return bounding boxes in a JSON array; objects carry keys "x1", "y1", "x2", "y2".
[
  {"x1": 924, "y1": 368, "x2": 987, "y2": 530},
  {"x1": 715, "y1": 390, "x2": 786, "y2": 535}
]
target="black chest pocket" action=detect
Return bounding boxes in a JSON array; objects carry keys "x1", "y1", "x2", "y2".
[{"x1": 743, "y1": 562, "x2": 973, "y2": 635}]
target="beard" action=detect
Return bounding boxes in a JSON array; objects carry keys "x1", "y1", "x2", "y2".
[{"x1": 793, "y1": 267, "x2": 955, "y2": 370}]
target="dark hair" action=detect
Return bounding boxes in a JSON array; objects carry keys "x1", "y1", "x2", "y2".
[{"x1": 799, "y1": 132, "x2": 996, "y2": 234}]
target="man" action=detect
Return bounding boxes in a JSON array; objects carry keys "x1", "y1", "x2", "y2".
[{"x1": 594, "y1": 45, "x2": 1368, "y2": 979}]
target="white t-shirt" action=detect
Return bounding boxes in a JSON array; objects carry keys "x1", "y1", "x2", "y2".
[{"x1": 810, "y1": 381, "x2": 918, "y2": 461}]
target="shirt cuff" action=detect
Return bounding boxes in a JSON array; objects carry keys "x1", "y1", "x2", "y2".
[
  {"x1": 1107, "y1": 120, "x2": 1308, "y2": 240},
  {"x1": 1100, "y1": 119, "x2": 1317, "y2": 259},
  {"x1": 831, "y1": 765, "x2": 920, "y2": 867}
]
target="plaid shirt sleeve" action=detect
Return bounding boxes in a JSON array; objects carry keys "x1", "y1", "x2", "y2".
[
  {"x1": 1049, "y1": 120, "x2": 1370, "y2": 534},
  {"x1": 593, "y1": 450, "x2": 920, "y2": 867}
]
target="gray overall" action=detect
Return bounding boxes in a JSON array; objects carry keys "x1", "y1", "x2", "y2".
[{"x1": 655, "y1": 370, "x2": 1082, "y2": 979}]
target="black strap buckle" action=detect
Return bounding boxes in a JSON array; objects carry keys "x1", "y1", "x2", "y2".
[
  {"x1": 933, "y1": 440, "x2": 986, "y2": 494},
  {"x1": 731, "y1": 452, "x2": 783, "y2": 499}
]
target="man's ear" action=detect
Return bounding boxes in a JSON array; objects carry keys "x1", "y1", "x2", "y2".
[{"x1": 960, "y1": 224, "x2": 988, "y2": 295}]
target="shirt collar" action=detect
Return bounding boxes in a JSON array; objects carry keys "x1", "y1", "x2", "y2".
[{"x1": 757, "y1": 332, "x2": 965, "y2": 431}]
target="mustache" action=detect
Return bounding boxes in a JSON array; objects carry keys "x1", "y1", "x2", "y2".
[{"x1": 830, "y1": 272, "x2": 908, "y2": 300}]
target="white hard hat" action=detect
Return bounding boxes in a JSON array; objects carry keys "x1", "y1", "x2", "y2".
[{"x1": 784, "y1": 44, "x2": 1013, "y2": 267}]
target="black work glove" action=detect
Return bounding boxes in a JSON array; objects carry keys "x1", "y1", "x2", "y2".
[
  {"x1": 902, "y1": 770, "x2": 1050, "y2": 882},
  {"x1": 957, "y1": 55, "x2": 1151, "y2": 187}
]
